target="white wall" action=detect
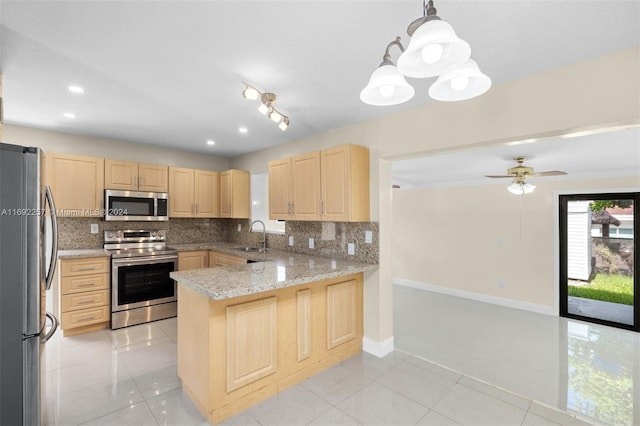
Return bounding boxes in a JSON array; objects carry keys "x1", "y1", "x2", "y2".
[
  {"x1": 3, "y1": 124, "x2": 230, "y2": 171},
  {"x1": 392, "y1": 177, "x2": 639, "y2": 312}
]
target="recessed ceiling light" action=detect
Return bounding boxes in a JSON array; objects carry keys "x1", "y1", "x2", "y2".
[
  {"x1": 68, "y1": 85, "x2": 84, "y2": 94},
  {"x1": 63, "y1": 112, "x2": 76, "y2": 119},
  {"x1": 206, "y1": 140, "x2": 215, "y2": 146},
  {"x1": 238, "y1": 127, "x2": 248, "y2": 134}
]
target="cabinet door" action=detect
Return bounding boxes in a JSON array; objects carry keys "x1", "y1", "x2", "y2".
[
  {"x1": 178, "y1": 251, "x2": 208, "y2": 271},
  {"x1": 213, "y1": 251, "x2": 247, "y2": 266},
  {"x1": 320, "y1": 145, "x2": 370, "y2": 222},
  {"x1": 46, "y1": 153, "x2": 104, "y2": 216},
  {"x1": 138, "y1": 163, "x2": 168, "y2": 192},
  {"x1": 326, "y1": 279, "x2": 358, "y2": 350},
  {"x1": 268, "y1": 158, "x2": 291, "y2": 220},
  {"x1": 105, "y1": 159, "x2": 137, "y2": 190},
  {"x1": 194, "y1": 170, "x2": 219, "y2": 218},
  {"x1": 219, "y1": 170, "x2": 250, "y2": 219},
  {"x1": 291, "y1": 152, "x2": 321, "y2": 221},
  {"x1": 168, "y1": 167, "x2": 195, "y2": 217}
]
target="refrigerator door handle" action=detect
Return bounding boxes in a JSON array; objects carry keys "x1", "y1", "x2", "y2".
[
  {"x1": 42, "y1": 312, "x2": 58, "y2": 343},
  {"x1": 44, "y1": 185, "x2": 58, "y2": 291}
]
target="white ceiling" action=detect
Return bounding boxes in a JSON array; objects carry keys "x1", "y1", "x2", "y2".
[
  {"x1": 1, "y1": 1, "x2": 639, "y2": 157},
  {"x1": 392, "y1": 127, "x2": 640, "y2": 189}
]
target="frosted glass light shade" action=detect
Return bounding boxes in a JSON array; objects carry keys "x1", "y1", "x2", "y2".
[
  {"x1": 360, "y1": 64, "x2": 415, "y2": 106},
  {"x1": 428, "y1": 59, "x2": 491, "y2": 101},
  {"x1": 507, "y1": 182, "x2": 536, "y2": 195},
  {"x1": 397, "y1": 19, "x2": 470, "y2": 78}
]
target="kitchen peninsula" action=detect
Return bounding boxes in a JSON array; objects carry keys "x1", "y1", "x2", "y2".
[{"x1": 170, "y1": 245, "x2": 376, "y2": 424}]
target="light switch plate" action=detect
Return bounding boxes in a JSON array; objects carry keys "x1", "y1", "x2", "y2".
[
  {"x1": 348, "y1": 243, "x2": 355, "y2": 255},
  {"x1": 288, "y1": 236, "x2": 294, "y2": 246},
  {"x1": 309, "y1": 238, "x2": 314, "y2": 249},
  {"x1": 237, "y1": 224, "x2": 242, "y2": 232},
  {"x1": 90, "y1": 224, "x2": 99, "y2": 234},
  {"x1": 365, "y1": 230, "x2": 373, "y2": 244}
]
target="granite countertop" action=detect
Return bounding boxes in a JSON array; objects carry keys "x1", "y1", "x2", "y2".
[
  {"x1": 57, "y1": 249, "x2": 111, "y2": 259},
  {"x1": 170, "y1": 247, "x2": 377, "y2": 301}
]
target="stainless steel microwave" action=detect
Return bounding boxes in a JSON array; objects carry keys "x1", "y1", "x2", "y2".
[{"x1": 104, "y1": 189, "x2": 169, "y2": 221}]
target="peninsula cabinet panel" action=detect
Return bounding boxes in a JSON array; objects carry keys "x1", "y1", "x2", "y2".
[
  {"x1": 226, "y1": 297, "x2": 277, "y2": 392},
  {"x1": 321, "y1": 144, "x2": 370, "y2": 222},
  {"x1": 45, "y1": 153, "x2": 104, "y2": 216},
  {"x1": 219, "y1": 169, "x2": 250, "y2": 219},
  {"x1": 326, "y1": 279, "x2": 358, "y2": 350},
  {"x1": 176, "y1": 273, "x2": 363, "y2": 424},
  {"x1": 178, "y1": 250, "x2": 208, "y2": 271}
]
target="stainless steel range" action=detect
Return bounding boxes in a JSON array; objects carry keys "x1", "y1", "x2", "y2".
[{"x1": 105, "y1": 230, "x2": 178, "y2": 329}]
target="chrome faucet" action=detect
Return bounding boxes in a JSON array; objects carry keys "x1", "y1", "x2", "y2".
[{"x1": 250, "y1": 220, "x2": 267, "y2": 252}]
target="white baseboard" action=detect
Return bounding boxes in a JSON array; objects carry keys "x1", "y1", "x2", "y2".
[
  {"x1": 394, "y1": 278, "x2": 557, "y2": 316},
  {"x1": 363, "y1": 336, "x2": 394, "y2": 358}
]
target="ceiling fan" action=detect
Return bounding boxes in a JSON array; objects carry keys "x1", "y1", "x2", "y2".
[{"x1": 485, "y1": 157, "x2": 567, "y2": 194}]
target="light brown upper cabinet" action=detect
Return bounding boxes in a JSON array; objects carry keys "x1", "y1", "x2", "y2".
[
  {"x1": 268, "y1": 152, "x2": 322, "y2": 221},
  {"x1": 168, "y1": 167, "x2": 219, "y2": 218},
  {"x1": 45, "y1": 153, "x2": 104, "y2": 217},
  {"x1": 321, "y1": 145, "x2": 370, "y2": 222},
  {"x1": 219, "y1": 169, "x2": 250, "y2": 219},
  {"x1": 105, "y1": 159, "x2": 168, "y2": 192},
  {"x1": 268, "y1": 144, "x2": 369, "y2": 222}
]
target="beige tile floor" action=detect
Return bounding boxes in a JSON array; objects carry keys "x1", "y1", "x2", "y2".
[{"x1": 44, "y1": 285, "x2": 638, "y2": 425}]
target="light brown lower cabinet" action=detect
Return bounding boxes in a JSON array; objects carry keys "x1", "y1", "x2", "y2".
[
  {"x1": 58, "y1": 257, "x2": 110, "y2": 336},
  {"x1": 209, "y1": 250, "x2": 248, "y2": 267},
  {"x1": 177, "y1": 250, "x2": 209, "y2": 271},
  {"x1": 176, "y1": 273, "x2": 363, "y2": 424}
]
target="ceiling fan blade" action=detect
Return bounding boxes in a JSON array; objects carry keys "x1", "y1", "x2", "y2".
[
  {"x1": 484, "y1": 175, "x2": 514, "y2": 178},
  {"x1": 529, "y1": 171, "x2": 567, "y2": 177}
]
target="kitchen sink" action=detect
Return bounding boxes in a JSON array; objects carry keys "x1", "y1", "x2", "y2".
[{"x1": 234, "y1": 246, "x2": 260, "y2": 252}]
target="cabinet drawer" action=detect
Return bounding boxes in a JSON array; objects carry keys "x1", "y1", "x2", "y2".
[
  {"x1": 61, "y1": 273, "x2": 109, "y2": 294},
  {"x1": 61, "y1": 289, "x2": 109, "y2": 313},
  {"x1": 60, "y1": 258, "x2": 110, "y2": 277},
  {"x1": 61, "y1": 306, "x2": 110, "y2": 329}
]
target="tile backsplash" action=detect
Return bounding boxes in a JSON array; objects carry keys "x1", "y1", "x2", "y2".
[
  {"x1": 57, "y1": 217, "x2": 228, "y2": 249},
  {"x1": 227, "y1": 220, "x2": 379, "y2": 264},
  {"x1": 58, "y1": 217, "x2": 379, "y2": 264}
]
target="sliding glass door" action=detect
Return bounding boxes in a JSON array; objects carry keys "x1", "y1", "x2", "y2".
[{"x1": 559, "y1": 192, "x2": 639, "y2": 331}]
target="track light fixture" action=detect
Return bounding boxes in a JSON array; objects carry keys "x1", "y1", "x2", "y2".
[
  {"x1": 361, "y1": 0, "x2": 490, "y2": 106},
  {"x1": 242, "y1": 82, "x2": 290, "y2": 131}
]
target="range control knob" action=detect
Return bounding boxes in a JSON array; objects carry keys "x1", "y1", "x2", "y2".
[{"x1": 151, "y1": 231, "x2": 157, "y2": 238}]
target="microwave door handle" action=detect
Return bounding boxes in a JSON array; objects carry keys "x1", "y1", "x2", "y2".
[{"x1": 44, "y1": 185, "x2": 59, "y2": 290}]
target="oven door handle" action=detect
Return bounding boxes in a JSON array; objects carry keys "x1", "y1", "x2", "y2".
[{"x1": 112, "y1": 255, "x2": 178, "y2": 267}]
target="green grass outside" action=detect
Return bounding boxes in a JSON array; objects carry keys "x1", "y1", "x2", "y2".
[{"x1": 568, "y1": 274, "x2": 634, "y2": 305}]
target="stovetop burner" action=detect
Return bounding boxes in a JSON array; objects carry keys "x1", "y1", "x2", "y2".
[{"x1": 104, "y1": 229, "x2": 177, "y2": 258}]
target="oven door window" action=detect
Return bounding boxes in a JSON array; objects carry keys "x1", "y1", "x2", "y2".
[
  {"x1": 109, "y1": 196, "x2": 155, "y2": 217},
  {"x1": 117, "y1": 261, "x2": 174, "y2": 305}
]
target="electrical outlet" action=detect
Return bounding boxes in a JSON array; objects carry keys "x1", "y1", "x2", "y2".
[
  {"x1": 309, "y1": 238, "x2": 314, "y2": 249},
  {"x1": 90, "y1": 224, "x2": 99, "y2": 234},
  {"x1": 365, "y1": 230, "x2": 373, "y2": 244},
  {"x1": 348, "y1": 243, "x2": 355, "y2": 255},
  {"x1": 497, "y1": 279, "x2": 506, "y2": 288},
  {"x1": 288, "y1": 236, "x2": 294, "y2": 246},
  {"x1": 237, "y1": 224, "x2": 241, "y2": 232}
]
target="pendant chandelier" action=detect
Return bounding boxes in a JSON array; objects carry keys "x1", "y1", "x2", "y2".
[{"x1": 361, "y1": 0, "x2": 491, "y2": 106}]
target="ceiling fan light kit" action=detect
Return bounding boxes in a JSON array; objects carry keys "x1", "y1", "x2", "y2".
[
  {"x1": 361, "y1": 0, "x2": 491, "y2": 106},
  {"x1": 242, "y1": 82, "x2": 290, "y2": 131},
  {"x1": 485, "y1": 157, "x2": 568, "y2": 196}
]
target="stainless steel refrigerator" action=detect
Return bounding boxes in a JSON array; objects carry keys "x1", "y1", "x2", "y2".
[{"x1": 0, "y1": 143, "x2": 59, "y2": 425}]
